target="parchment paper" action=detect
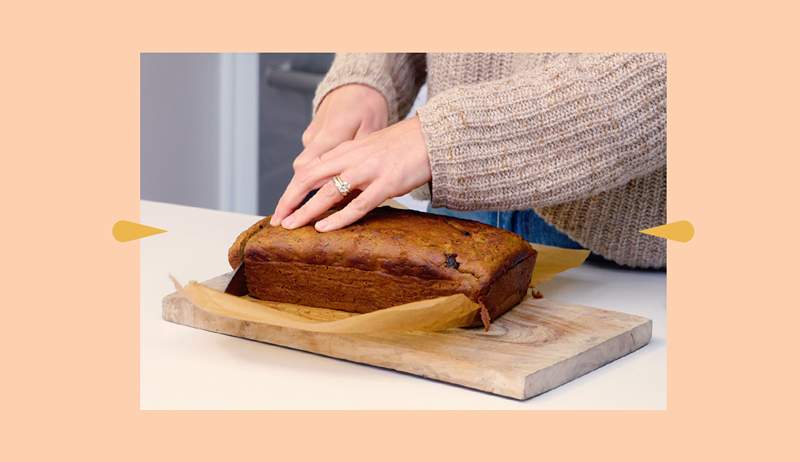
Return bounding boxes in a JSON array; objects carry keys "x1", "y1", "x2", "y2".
[
  {"x1": 172, "y1": 244, "x2": 589, "y2": 334},
  {"x1": 529, "y1": 244, "x2": 590, "y2": 285}
]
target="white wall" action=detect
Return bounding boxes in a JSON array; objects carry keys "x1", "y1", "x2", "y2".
[{"x1": 140, "y1": 53, "x2": 258, "y2": 213}]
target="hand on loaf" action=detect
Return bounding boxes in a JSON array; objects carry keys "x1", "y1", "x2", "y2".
[
  {"x1": 270, "y1": 116, "x2": 432, "y2": 232},
  {"x1": 293, "y1": 84, "x2": 389, "y2": 171}
]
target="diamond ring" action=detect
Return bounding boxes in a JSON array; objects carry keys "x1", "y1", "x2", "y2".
[{"x1": 332, "y1": 175, "x2": 351, "y2": 197}]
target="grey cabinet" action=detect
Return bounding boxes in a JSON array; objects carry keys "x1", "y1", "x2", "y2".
[{"x1": 258, "y1": 53, "x2": 334, "y2": 214}]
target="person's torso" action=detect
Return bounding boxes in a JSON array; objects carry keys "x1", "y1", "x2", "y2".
[{"x1": 425, "y1": 53, "x2": 578, "y2": 98}]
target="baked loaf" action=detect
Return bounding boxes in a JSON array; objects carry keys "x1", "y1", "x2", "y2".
[{"x1": 228, "y1": 207, "x2": 537, "y2": 328}]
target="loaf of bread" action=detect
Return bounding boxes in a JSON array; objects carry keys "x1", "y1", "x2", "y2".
[{"x1": 228, "y1": 207, "x2": 537, "y2": 328}]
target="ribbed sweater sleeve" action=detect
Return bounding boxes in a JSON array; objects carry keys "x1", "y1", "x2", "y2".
[
  {"x1": 313, "y1": 53, "x2": 427, "y2": 124},
  {"x1": 416, "y1": 53, "x2": 666, "y2": 210}
]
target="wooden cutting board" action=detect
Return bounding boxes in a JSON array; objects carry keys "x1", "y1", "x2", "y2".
[{"x1": 162, "y1": 273, "x2": 651, "y2": 400}]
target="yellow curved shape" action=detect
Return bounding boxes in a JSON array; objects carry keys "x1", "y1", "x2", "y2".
[
  {"x1": 112, "y1": 220, "x2": 166, "y2": 242},
  {"x1": 640, "y1": 220, "x2": 695, "y2": 242}
]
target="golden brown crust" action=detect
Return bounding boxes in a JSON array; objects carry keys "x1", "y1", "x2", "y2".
[
  {"x1": 227, "y1": 216, "x2": 271, "y2": 269},
  {"x1": 472, "y1": 253, "x2": 536, "y2": 327},
  {"x1": 228, "y1": 207, "x2": 537, "y2": 326},
  {"x1": 243, "y1": 208, "x2": 532, "y2": 284}
]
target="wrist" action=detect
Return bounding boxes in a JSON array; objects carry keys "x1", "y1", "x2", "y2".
[
  {"x1": 348, "y1": 84, "x2": 389, "y2": 125},
  {"x1": 313, "y1": 72, "x2": 398, "y2": 122},
  {"x1": 404, "y1": 116, "x2": 433, "y2": 185},
  {"x1": 317, "y1": 83, "x2": 389, "y2": 126}
]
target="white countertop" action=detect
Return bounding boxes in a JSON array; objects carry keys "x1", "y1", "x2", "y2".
[{"x1": 140, "y1": 200, "x2": 666, "y2": 410}]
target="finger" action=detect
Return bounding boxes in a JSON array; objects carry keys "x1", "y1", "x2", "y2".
[
  {"x1": 293, "y1": 130, "x2": 353, "y2": 171},
  {"x1": 318, "y1": 143, "x2": 354, "y2": 164},
  {"x1": 315, "y1": 184, "x2": 388, "y2": 232},
  {"x1": 281, "y1": 172, "x2": 365, "y2": 230},
  {"x1": 301, "y1": 120, "x2": 320, "y2": 147},
  {"x1": 270, "y1": 155, "x2": 354, "y2": 226},
  {"x1": 354, "y1": 121, "x2": 375, "y2": 140},
  {"x1": 292, "y1": 141, "x2": 327, "y2": 171}
]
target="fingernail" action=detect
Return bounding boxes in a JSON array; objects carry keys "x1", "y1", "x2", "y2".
[
  {"x1": 282, "y1": 216, "x2": 295, "y2": 229},
  {"x1": 269, "y1": 216, "x2": 279, "y2": 226},
  {"x1": 315, "y1": 220, "x2": 329, "y2": 232}
]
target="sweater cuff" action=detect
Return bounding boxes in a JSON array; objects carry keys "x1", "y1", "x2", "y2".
[
  {"x1": 416, "y1": 95, "x2": 462, "y2": 209},
  {"x1": 417, "y1": 53, "x2": 666, "y2": 211},
  {"x1": 313, "y1": 54, "x2": 418, "y2": 124}
]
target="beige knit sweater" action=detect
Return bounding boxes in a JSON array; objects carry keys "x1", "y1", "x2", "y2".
[{"x1": 313, "y1": 53, "x2": 666, "y2": 268}]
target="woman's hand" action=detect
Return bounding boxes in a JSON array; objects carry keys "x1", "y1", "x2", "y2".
[
  {"x1": 270, "y1": 116, "x2": 432, "y2": 232},
  {"x1": 293, "y1": 83, "x2": 389, "y2": 171}
]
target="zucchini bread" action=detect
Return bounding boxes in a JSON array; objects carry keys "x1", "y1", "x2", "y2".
[{"x1": 228, "y1": 207, "x2": 537, "y2": 328}]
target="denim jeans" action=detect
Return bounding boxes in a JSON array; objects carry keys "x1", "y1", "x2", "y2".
[
  {"x1": 427, "y1": 207, "x2": 663, "y2": 269},
  {"x1": 427, "y1": 207, "x2": 584, "y2": 249}
]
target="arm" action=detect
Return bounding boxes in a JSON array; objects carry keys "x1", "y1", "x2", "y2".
[
  {"x1": 270, "y1": 53, "x2": 428, "y2": 227},
  {"x1": 271, "y1": 53, "x2": 666, "y2": 233},
  {"x1": 313, "y1": 53, "x2": 427, "y2": 124},
  {"x1": 417, "y1": 53, "x2": 666, "y2": 210},
  {"x1": 285, "y1": 53, "x2": 426, "y2": 180}
]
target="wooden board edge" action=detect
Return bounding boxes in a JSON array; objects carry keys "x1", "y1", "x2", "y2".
[
  {"x1": 520, "y1": 318, "x2": 653, "y2": 399},
  {"x1": 161, "y1": 292, "x2": 523, "y2": 398},
  {"x1": 160, "y1": 282, "x2": 654, "y2": 401}
]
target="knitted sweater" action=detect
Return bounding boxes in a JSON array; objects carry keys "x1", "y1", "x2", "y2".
[{"x1": 313, "y1": 53, "x2": 666, "y2": 268}]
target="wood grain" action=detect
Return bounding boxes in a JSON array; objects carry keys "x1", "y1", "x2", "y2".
[{"x1": 162, "y1": 273, "x2": 651, "y2": 400}]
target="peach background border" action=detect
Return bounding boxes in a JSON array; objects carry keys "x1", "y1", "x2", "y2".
[{"x1": 3, "y1": 1, "x2": 796, "y2": 459}]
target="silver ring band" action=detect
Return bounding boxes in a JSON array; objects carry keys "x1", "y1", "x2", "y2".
[{"x1": 332, "y1": 175, "x2": 351, "y2": 197}]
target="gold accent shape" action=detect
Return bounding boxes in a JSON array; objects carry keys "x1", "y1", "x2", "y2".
[
  {"x1": 112, "y1": 220, "x2": 166, "y2": 242},
  {"x1": 639, "y1": 220, "x2": 695, "y2": 242}
]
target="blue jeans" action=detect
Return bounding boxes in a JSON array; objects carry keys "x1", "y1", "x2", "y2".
[
  {"x1": 427, "y1": 207, "x2": 583, "y2": 249},
  {"x1": 427, "y1": 207, "x2": 659, "y2": 269}
]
